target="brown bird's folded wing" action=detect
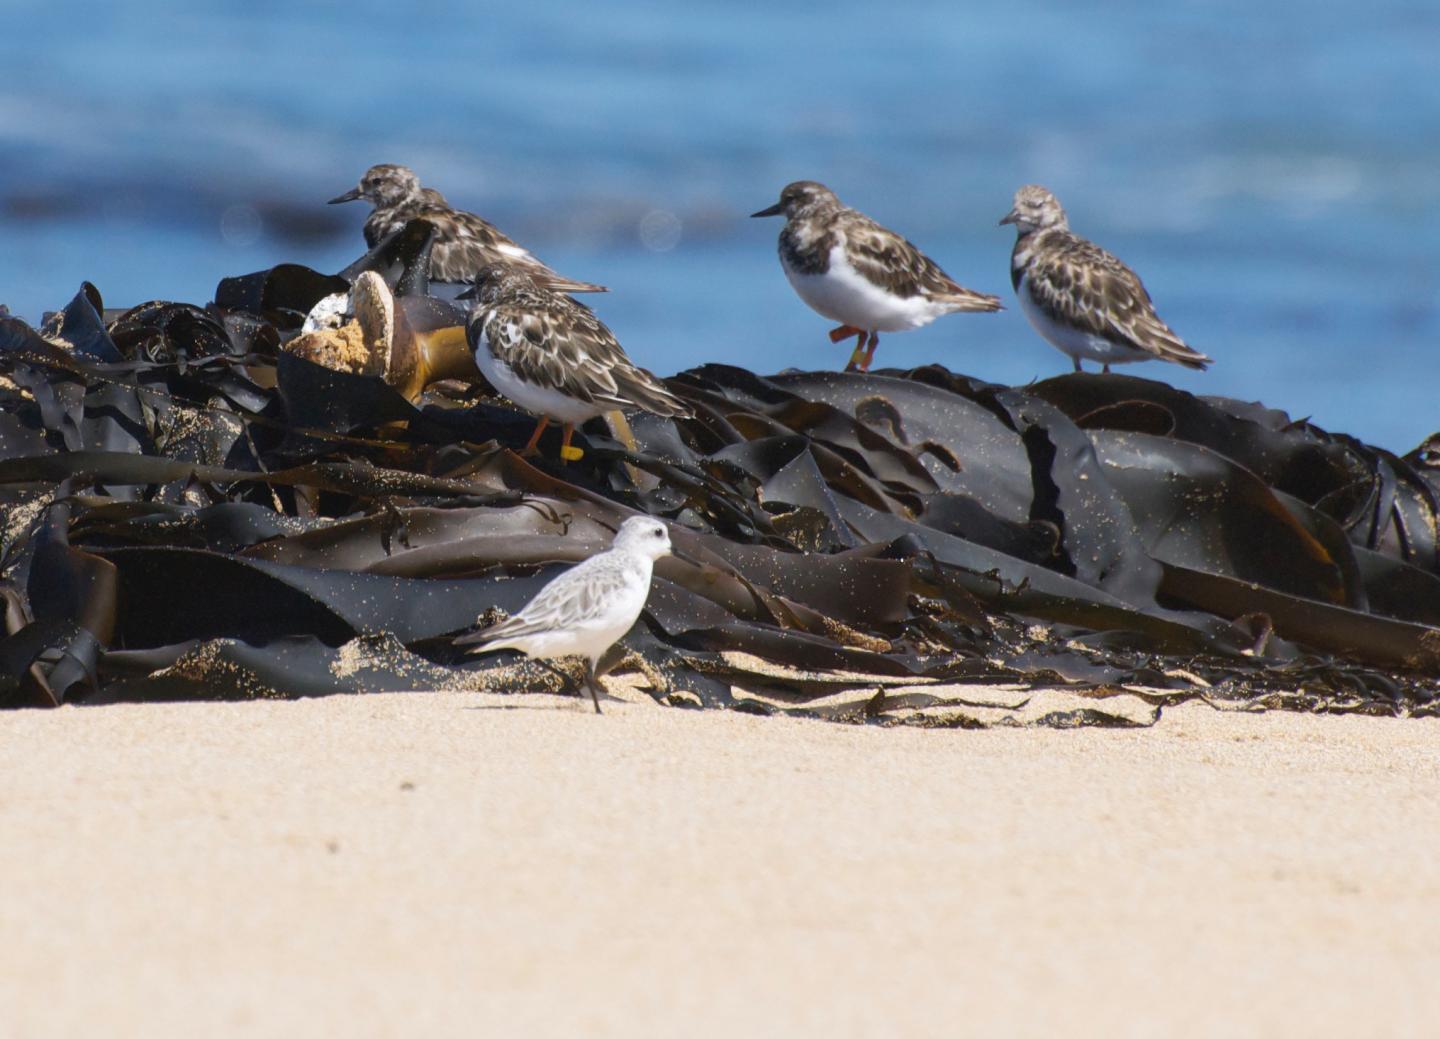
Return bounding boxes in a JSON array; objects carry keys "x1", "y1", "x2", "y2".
[
  {"x1": 431, "y1": 210, "x2": 607, "y2": 293},
  {"x1": 1028, "y1": 237, "x2": 1211, "y2": 369},
  {"x1": 844, "y1": 217, "x2": 1002, "y2": 311},
  {"x1": 482, "y1": 294, "x2": 690, "y2": 418}
]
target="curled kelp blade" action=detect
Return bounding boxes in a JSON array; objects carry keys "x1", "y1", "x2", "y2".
[
  {"x1": 95, "y1": 545, "x2": 556, "y2": 648},
  {"x1": 0, "y1": 501, "x2": 114, "y2": 705},
  {"x1": 1158, "y1": 563, "x2": 1440, "y2": 673},
  {"x1": 108, "y1": 300, "x2": 240, "y2": 364},
  {"x1": 1030, "y1": 372, "x2": 1440, "y2": 567},
  {"x1": 274, "y1": 351, "x2": 419, "y2": 439},
  {"x1": 335, "y1": 218, "x2": 438, "y2": 296},
  {"x1": 1089, "y1": 430, "x2": 1349, "y2": 604},
  {"x1": 215, "y1": 264, "x2": 351, "y2": 331},
  {"x1": 40, "y1": 283, "x2": 121, "y2": 362}
]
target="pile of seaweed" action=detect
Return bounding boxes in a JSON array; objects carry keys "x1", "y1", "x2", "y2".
[{"x1": 4, "y1": 228, "x2": 1440, "y2": 724}]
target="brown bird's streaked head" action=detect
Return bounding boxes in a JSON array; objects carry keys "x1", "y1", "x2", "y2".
[
  {"x1": 457, "y1": 263, "x2": 537, "y2": 304},
  {"x1": 328, "y1": 164, "x2": 423, "y2": 209},
  {"x1": 751, "y1": 180, "x2": 841, "y2": 220},
  {"x1": 999, "y1": 184, "x2": 1068, "y2": 234}
]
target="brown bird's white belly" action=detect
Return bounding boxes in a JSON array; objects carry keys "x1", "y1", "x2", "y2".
[
  {"x1": 472, "y1": 335, "x2": 609, "y2": 425},
  {"x1": 1016, "y1": 274, "x2": 1151, "y2": 366},
  {"x1": 783, "y1": 245, "x2": 947, "y2": 333}
]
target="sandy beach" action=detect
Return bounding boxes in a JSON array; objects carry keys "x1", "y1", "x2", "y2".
[{"x1": 4, "y1": 689, "x2": 1438, "y2": 1038}]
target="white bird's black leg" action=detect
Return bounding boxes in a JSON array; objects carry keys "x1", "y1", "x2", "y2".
[
  {"x1": 532, "y1": 657, "x2": 602, "y2": 713},
  {"x1": 1073, "y1": 357, "x2": 1083, "y2": 373},
  {"x1": 583, "y1": 660, "x2": 603, "y2": 714}
]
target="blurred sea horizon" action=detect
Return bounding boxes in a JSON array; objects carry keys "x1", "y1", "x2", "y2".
[{"x1": 2, "y1": 1, "x2": 1437, "y2": 449}]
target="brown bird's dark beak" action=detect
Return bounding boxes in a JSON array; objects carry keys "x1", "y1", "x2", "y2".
[
  {"x1": 328, "y1": 187, "x2": 363, "y2": 205},
  {"x1": 456, "y1": 283, "x2": 480, "y2": 301},
  {"x1": 750, "y1": 201, "x2": 785, "y2": 218},
  {"x1": 998, "y1": 208, "x2": 1020, "y2": 226}
]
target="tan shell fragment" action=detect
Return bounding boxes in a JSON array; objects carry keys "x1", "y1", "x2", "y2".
[{"x1": 350, "y1": 271, "x2": 393, "y2": 379}]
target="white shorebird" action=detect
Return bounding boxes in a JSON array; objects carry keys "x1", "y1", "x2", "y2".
[
  {"x1": 454, "y1": 516, "x2": 675, "y2": 713},
  {"x1": 752, "y1": 180, "x2": 1002, "y2": 372},
  {"x1": 1000, "y1": 184, "x2": 1211, "y2": 373}
]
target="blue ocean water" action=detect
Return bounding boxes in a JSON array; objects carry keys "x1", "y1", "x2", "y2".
[{"x1": 2, "y1": 1, "x2": 1437, "y2": 449}]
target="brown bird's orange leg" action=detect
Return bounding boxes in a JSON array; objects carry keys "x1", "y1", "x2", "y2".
[
  {"x1": 840, "y1": 332, "x2": 869, "y2": 371},
  {"x1": 832, "y1": 325, "x2": 867, "y2": 372},
  {"x1": 521, "y1": 416, "x2": 550, "y2": 456},
  {"x1": 859, "y1": 332, "x2": 880, "y2": 372}
]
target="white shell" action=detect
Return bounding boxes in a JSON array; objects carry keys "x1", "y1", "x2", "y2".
[{"x1": 301, "y1": 291, "x2": 351, "y2": 334}]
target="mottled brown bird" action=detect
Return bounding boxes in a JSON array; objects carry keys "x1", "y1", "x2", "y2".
[
  {"x1": 1001, "y1": 184, "x2": 1210, "y2": 373},
  {"x1": 460, "y1": 265, "x2": 689, "y2": 461},
  {"x1": 329, "y1": 164, "x2": 606, "y2": 293},
  {"x1": 752, "y1": 180, "x2": 1002, "y2": 372}
]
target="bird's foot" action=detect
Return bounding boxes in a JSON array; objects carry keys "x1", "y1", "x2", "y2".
[{"x1": 558, "y1": 423, "x2": 583, "y2": 464}]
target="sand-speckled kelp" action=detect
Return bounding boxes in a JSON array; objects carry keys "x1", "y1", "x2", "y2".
[{"x1": 3, "y1": 239, "x2": 1439, "y2": 722}]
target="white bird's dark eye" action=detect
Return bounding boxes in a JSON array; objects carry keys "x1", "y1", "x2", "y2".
[{"x1": 652, "y1": 529, "x2": 663, "y2": 537}]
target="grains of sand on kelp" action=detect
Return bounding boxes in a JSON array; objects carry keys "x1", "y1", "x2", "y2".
[
  {"x1": 328, "y1": 634, "x2": 606, "y2": 697},
  {"x1": 711, "y1": 650, "x2": 938, "y2": 689},
  {"x1": 153, "y1": 641, "x2": 285, "y2": 700},
  {"x1": 815, "y1": 615, "x2": 892, "y2": 653},
  {"x1": 152, "y1": 399, "x2": 246, "y2": 463},
  {"x1": 328, "y1": 635, "x2": 489, "y2": 692},
  {"x1": 2, "y1": 492, "x2": 51, "y2": 555}
]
